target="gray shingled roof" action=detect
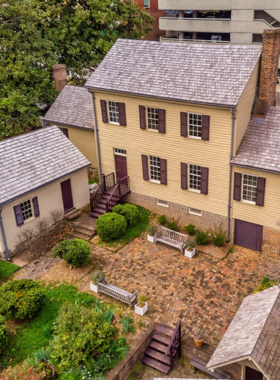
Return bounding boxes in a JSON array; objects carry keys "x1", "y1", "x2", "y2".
[
  {"x1": 0, "y1": 126, "x2": 91, "y2": 205},
  {"x1": 42, "y1": 85, "x2": 94, "y2": 130},
  {"x1": 207, "y1": 286, "x2": 280, "y2": 380},
  {"x1": 85, "y1": 39, "x2": 262, "y2": 107},
  {"x1": 232, "y1": 107, "x2": 280, "y2": 173}
]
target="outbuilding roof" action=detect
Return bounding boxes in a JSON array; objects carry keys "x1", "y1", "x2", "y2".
[
  {"x1": 231, "y1": 107, "x2": 280, "y2": 173},
  {"x1": 207, "y1": 286, "x2": 280, "y2": 380},
  {"x1": 85, "y1": 39, "x2": 262, "y2": 108},
  {"x1": 0, "y1": 126, "x2": 91, "y2": 205},
  {"x1": 42, "y1": 85, "x2": 94, "y2": 130}
]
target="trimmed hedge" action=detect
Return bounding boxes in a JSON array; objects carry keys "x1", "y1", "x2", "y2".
[
  {"x1": 112, "y1": 204, "x2": 140, "y2": 227},
  {"x1": 52, "y1": 239, "x2": 90, "y2": 267},
  {"x1": 0, "y1": 280, "x2": 44, "y2": 320},
  {"x1": 96, "y1": 212, "x2": 127, "y2": 242}
]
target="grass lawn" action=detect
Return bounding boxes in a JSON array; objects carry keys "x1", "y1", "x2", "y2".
[
  {"x1": 89, "y1": 177, "x2": 99, "y2": 185},
  {"x1": 0, "y1": 261, "x2": 19, "y2": 280}
]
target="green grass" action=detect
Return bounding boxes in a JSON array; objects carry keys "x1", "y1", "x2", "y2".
[
  {"x1": 0, "y1": 261, "x2": 19, "y2": 280},
  {"x1": 0, "y1": 284, "x2": 96, "y2": 368},
  {"x1": 255, "y1": 277, "x2": 275, "y2": 293},
  {"x1": 89, "y1": 177, "x2": 99, "y2": 185},
  {"x1": 98, "y1": 205, "x2": 151, "y2": 248}
]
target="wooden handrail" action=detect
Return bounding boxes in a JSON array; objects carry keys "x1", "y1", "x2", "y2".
[{"x1": 105, "y1": 183, "x2": 120, "y2": 212}]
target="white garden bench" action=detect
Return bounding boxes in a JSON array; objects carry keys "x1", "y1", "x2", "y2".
[
  {"x1": 155, "y1": 226, "x2": 188, "y2": 255},
  {"x1": 99, "y1": 278, "x2": 138, "y2": 308}
]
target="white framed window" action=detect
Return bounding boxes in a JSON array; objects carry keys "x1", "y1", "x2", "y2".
[
  {"x1": 189, "y1": 164, "x2": 201, "y2": 192},
  {"x1": 107, "y1": 101, "x2": 119, "y2": 124},
  {"x1": 147, "y1": 107, "x2": 159, "y2": 130},
  {"x1": 20, "y1": 199, "x2": 33, "y2": 221},
  {"x1": 242, "y1": 174, "x2": 258, "y2": 204},
  {"x1": 149, "y1": 156, "x2": 161, "y2": 183},
  {"x1": 114, "y1": 148, "x2": 127, "y2": 156},
  {"x1": 144, "y1": 0, "x2": 150, "y2": 8},
  {"x1": 157, "y1": 199, "x2": 169, "y2": 207},
  {"x1": 189, "y1": 113, "x2": 202, "y2": 138},
  {"x1": 189, "y1": 207, "x2": 202, "y2": 216}
]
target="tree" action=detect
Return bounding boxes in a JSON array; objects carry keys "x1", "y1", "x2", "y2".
[{"x1": 0, "y1": 0, "x2": 154, "y2": 139}]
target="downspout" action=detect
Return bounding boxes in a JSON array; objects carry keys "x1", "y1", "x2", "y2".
[
  {"x1": 0, "y1": 206, "x2": 10, "y2": 261},
  {"x1": 90, "y1": 92, "x2": 102, "y2": 182},
  {"x1": 227, "y1": 108, "x2": 236, "y2": 240}
]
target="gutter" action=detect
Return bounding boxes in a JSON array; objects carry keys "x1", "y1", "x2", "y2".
[
  {"x1": 231, "y1": 162, "x2": 280, "y2": 176},
  {"x1": 41, "y1": 119, "x2": 95, "y2": 132},
  {"x1": 0, "y1": 206, "x2": 10, "y2": 261},
  {"x1": 90, "y1": 92, "x2": 102, "y2": 182},
  {"x1": 227, "y1": 108, "x2": 236, "y2": 240}
]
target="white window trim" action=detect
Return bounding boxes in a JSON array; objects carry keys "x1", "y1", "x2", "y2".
[
  {"x1": 107, "y1": 100, "x2": 120, "y2": 125},
  {"x1": 114, "y1": 148, "x2": 127, "y2": 157},
  {"x1": 149, "y1": 156, "x2": 161, "y2": 184},
  {"x1": 157, "y1": 199, "x2": 169, "y2": 207},
  {"x1": 188, "y1": 112, "x2": 202, "y2": 140},
  {"x1": 146, "y1": 106, "x2": 159, "y2": 132},
  {"x1": 241, "y1": 173, "x2": 258, "y2": 205},
  {"x1": 189, "y1": 207, "x2": 202, "y2": 216},
  {"x1": 188, "y1": 163, "x2": 202, "y2": 193},
  {"x1": 20, "y1": 198, "x2": 35, "y2": 224}
]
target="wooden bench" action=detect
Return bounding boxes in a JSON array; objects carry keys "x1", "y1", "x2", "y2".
[
  {"x1": 99, "y1": 278, "x2": 138, "y2": 308},
  {"x1": 155, "y1": 226, "x2": 188, "y2": 255},
  {"x1": 190, "y1": 357, "x2": 232, "y2": 379}
]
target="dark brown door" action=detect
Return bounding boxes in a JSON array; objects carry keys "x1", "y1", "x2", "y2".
[
  {"x1": 61, "y1": 179, "x2": 74, "y2": 213},
  {"x1": 115, "y1": 155, "x2": 127, "y2": 183},
  {"x1": 245, "y1": 366, "x2": 263, "y2": 380},
  {"x1": 234, "y1": 219, "x2": 263, "y2": 252}
]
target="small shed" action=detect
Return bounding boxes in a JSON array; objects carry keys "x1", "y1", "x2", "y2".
[
  {"x1": 0, "y1": 126, "x2": 91, "y2": 259},
  {"x1": 207, "y1": 286, "x2": 280, "y2": 380}
]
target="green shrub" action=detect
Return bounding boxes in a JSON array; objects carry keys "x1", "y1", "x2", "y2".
[
  {"x1": 120, "y1": 316, "x2": 135, "y2": 334},
  {"x1": 0, "y1": 315, "x2": 7, "y2": 349},
  {"x1": 112, "y1": 204, "x2": 140, "y2": 227},
  {"x1": 0, "y1": 279, "x2": 44, "y2": 320},
  {"x1": 185, "y1": 224, "x2": 196, "y2": 236},
  {"x1": 147, "y1": 224, "x2": 157, "y2": 236},
  {"x1": 195, "y1": 230, "x2": 209, "y2": 246},
  {"x1": 92, "y1": 270, "x2": 105, "y2": 285},
  {"x1": 211, "y1": 226, "x2": 226, "y2": 247},
  {"x1": 158, "y1": 215, "x2": 167, "y2": 225},
  {"x1": 53, "y1": 239, "x2": 90, "y2": 267},
  {"x1": 96, "y1": 212, "x2": 127, "y2": 242},
  {"x1": 165, "y1": 219, "x2": 179, "y2": 231}
]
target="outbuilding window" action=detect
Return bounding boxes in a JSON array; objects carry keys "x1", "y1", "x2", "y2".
[
  {"x1": 20, "y1": 199, "x2": 33, "y2": 221},
  {"x1": 242, "y1": 174, "x2": 258, "y2": 204}
]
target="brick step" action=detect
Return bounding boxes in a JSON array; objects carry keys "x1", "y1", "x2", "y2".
[
  {"x1": 145, "y1": 347, "x2": 171, "y2": 365},
  {"x1": 155, "y1": 323, "x2": 175, "y2": 337},
  {"x1": 142, "y1": 356, "x2": 170, "y2": 374},
  {"x1": 152, "y1": 332, "x2": 171, "y2": 346},
  {"x1": 149, "y1": 339, "x2": 169, "y2": 353}
]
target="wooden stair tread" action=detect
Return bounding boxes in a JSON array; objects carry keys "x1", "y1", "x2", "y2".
[
  {"x1": 155, "y1": 323, "x2": 175, "y2": 336},
  {"x1": 152, "y1": 332, "x2": 171, "y2": 345},
  {"x1": 145, "y1": 348, "x2": 170, "y2": 365},
  {"x1": 142, "y1": 356, "x2": 170, "y2": 374},
  {"x1": 149, "y1": 339, "x2": 169, "y2": 353}
]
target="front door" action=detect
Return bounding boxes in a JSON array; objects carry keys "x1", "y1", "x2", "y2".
[
  {"x1": 234, "y1": 219, "x2": 263, "y2": 252},
  {"x1": 115, "y1": 154, "x2": 128, "y2": 183},
  {"x1": 61, "y1": 179, "x2": 74, "y2": 213},
  {"x1": 245, "y1": 367, "x2": 263, "y2": 380}
]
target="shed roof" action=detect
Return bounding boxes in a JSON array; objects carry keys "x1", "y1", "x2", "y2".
[
  {"x1": 0, "y1": 126, "x2": 91, "y2": 205},
  {"x1": 207, "y1": 286, "x2": 280, "y2": 380},
  {"x1": 231, "y1": 107, "x2": 280, "y2": 173},
  {"x1": 42, "y1": 85, "x2": 94, "y2": 130},
  {"x1": 85, "y1": 39, "x2": 262, "y2": 107}
]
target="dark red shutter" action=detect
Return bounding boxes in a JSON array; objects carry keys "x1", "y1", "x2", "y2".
[
  {"x1": 118, "y1": 103, "x2": 126, "y2": 126},
  {"x1": 139, "y1": 106, "x2": 146, "y2": 130},
  {"x1": 32, "y1": 196, "x2": 40, "y2": 217},
  {"x1": 14, "y1": 205, "x2": 24, "y2": 226},
  {"x1": 158, "y1": 109, "x2": 166, "y2": 133},
  {"x1": 160, "y1": 159, "x2": 167, "y2": 185},
  {"x1": 201, "y1": 115, "x2": 210, "y2": 141},
  {"x1": 142, "y1": 155, "x2": 149, "y2": 181},
  {"x1": 181, "y1": 163, "x2": 188, "y2": 190},
  {"x1": 181, "y1": 112, "x2": 188, "y2": 137},
  {"x1": 201, "y1": 167, "x2": 209, "y2": 195},
  {"x1": 100, "y1": 100, "x2": 108, "y2": 123},
  {"x1": 256, "y1": 177, "x2": 266, "y2": 206},
  {"x1": 233, "y1": 173, "x2": 242, "y2": 201},
  {"x1": 62, "y1": 128, "x2": 69, "y2": 138}
]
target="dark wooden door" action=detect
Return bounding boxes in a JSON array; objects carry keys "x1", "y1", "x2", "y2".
[
  {"x1": 234, "y1": 219, "x2": 263, "y2": 252},
  {"x1": 61, "y1": 179, "x2": 74, "y2": 213},
  {"x1": 115, "y1": 155, "x2": 127, "y2": 183},
  {"x1": 245, "y1": 367, "x2": 263, "y2": 380}
]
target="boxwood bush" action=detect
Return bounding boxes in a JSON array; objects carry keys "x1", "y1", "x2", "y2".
[
  {"x1": 112, "y1": 204, "x2": 140, "y2": 227},
  {"x1": 195, "y1": 230, "x2": 209, "y2": 246},
  {"x1": 96, "y1": 212, "x2": 127, "y2": 242},
  {"x1": 0, "y1": 279, "x2": 44, "y2": 320},
  {"x1": 0, "y1": 315, "x2": 7, "y2": 349},
  {"x1": 52, "y1": 239, "x2": 90, "y2": 267}
]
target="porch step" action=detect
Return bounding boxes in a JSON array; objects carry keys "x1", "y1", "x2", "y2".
[
  {"x1": 74, "y1": 226, "x2": 95, "y2": 237},
  {"x1": 70, "y1": 231, "x2": 92, "y2": 241},
  {"x1": 152, "y1": 332, "x2": 171, "y2": 346},
  {"x1": 90, "y1": 211, "x2": 102, "y2": 219},
  {"x1": 149, "y1": 339, "x2": 169, "y2": 353},
  {"x1": 142, "y1": 356, "x2": 170, "y2": 374},
  {"x1": 155, "y1": 323, "x2": 175, "y2": 337},
  {"x1": 64, "y1": 209, "x2": 81, "y2": 220},
  {"x1": 145, "y1": 347, "x2": 171, "y2": 365}
]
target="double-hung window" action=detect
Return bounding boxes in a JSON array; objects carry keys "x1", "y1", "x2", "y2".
[
  {"x1": 189, "y1": 113, "x2": 202, "y2": 138},
  {"x1": 20, "y1": 199, "x2": 33, "y2": 221},
  {"x1": 189, "y1": 164, "x2": 202, "y2": 192},
  {"x1": 149, "y1": 156, "x2": 161, "y2": 183},
  {"x1": 107, "y1": 101, "x2": 120, "y2": 124},
  {"x1": 242, "y1": 174, "x2": 258, "y2": 204},
  {"x1": 147, "y1": 107, "x2": 159, "y2": 130},
  {"x1": 144, "y1": 0, "x2": 150, "y2": 8}
]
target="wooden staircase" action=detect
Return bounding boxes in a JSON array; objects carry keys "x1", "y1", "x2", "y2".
[
  {"x1": 90, "y1": 190, "x2": 121, "y2": 219},
  {"x1": 142, "y1": 320, "x2": 182, "y2": 374}
]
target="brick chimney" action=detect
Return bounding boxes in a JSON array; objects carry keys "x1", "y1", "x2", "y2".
[
  {"x1": 52, "y1": 64, "x2": 68, "y2": 92},
  {"x1": 254, "y1": 29, "x2": 280, "y2": 117}
]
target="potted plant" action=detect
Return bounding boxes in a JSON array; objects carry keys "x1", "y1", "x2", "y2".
[
  {"x1": 135, "y1": 294, "x2": 148, "y2": 316},
  {"x1": 185, "y1": 238, "x2": 196, "y2": 258},
  {"x1": 147, "y1": 224, "x2": 157, "y2": 243},
  {"x1": 194, "y1": 329, "x2": 205, "y2": 347},
  {"x1": 90, "y1": 270, "x2": 105, "y2": 293}
]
